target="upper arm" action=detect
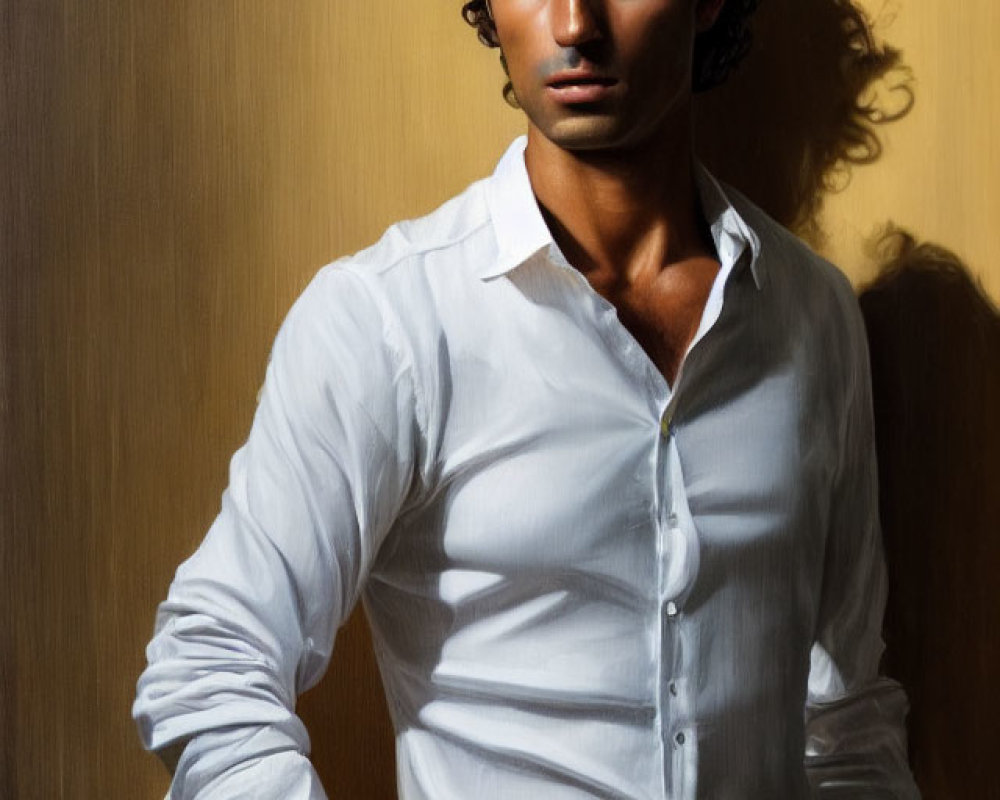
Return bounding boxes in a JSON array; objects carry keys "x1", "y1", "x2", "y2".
[{"x1": 809, "y1": 303, "x2": 886, "y2": 704}]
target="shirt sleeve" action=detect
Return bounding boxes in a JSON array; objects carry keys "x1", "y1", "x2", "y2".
[
  {"x1": 132, "y1": 265, "x2": 419, "y2": 798},
  {"x1": 803, "y1": 300, "x2": 920, "y2": 799}
]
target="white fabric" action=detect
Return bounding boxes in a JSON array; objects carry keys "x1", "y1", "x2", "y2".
[{"x1": 134, "y1": 137, "x2": 919, "y2": 798}]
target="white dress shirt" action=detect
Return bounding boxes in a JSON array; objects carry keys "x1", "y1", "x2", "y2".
[{"x1": 134, "y1": 137, "x2": 918, "y2": 798}]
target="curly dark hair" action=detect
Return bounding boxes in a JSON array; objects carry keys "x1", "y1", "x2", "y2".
[
  {"x1": 693, "y1": 0, "x2": 760, "y2": 91},
  {"x1": 461, "y1": 0, "x2": 760, "y2": 105}
]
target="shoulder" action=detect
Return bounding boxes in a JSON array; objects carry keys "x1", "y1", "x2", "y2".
[
  {"x1": 336, "y1": 177, "x2": 494, "y2": 284},
  {"x1": 271, "y1": 176, "x2": 500, "y2": 424},
  {"x1": 290, "y1": 177, "x2": 497, "y2": 335},
  {"x1": 719, "y1": 183, "x2": 871, "y2": 401},
  {"x1": 725, "y1": 183, "x2": 864, "y2": 333}
]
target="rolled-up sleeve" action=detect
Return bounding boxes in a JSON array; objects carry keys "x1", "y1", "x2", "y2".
[
  {"x1": 804, "y1": 304, "x2": 920, "y2": 799},
  {"x1": 133, "y1": 265, "x2": 419, "y2": 798}
]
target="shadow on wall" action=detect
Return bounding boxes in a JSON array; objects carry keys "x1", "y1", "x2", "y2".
[
  {"x1": 860, "y1": 230, "x2": 1000, "y2": 800},
  {"x1": 694, "y1": 0, "x2": 912, "y2": 245}
]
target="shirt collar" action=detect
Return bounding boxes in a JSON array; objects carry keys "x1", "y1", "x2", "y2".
[
  {"x1": 693, "y1": 162, "x2": 764, "y2": 290},
  {"x1": 481, "y1": 137, "x2": 554, "y2": 280},
  {"x1": 481, "y1": 135, "x2": 764, "y2": 290}
]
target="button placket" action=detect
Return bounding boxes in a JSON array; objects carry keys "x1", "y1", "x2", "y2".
[
  {"x1": 652, "y1": 402, "x2": 671, "y2": 789},
  {"x1": 657, "y1": 403, "x2": 677, "y2": 596},
  {"x1": 656, "y1": 411, "x2": 688, "y2": 788}
]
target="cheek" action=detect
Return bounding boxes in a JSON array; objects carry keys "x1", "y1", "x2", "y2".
[
  {"x1": 627, "y1": 26, "x2": 692, "y2": 101},
  {"x1": 492, "y1": 3, "x2": 552, "y2": 75},
  {"x1": 617, "y1": 6, "x2": 694, "y2": 74}
]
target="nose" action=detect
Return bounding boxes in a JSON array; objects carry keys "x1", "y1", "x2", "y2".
[{"x1": 551, "y1": 0, "x2": 603, "y2": 48}]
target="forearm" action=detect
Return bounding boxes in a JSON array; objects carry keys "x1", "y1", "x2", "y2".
[
  {"x1": 134, "y1": 543, "x2": 328, "y2": 796},
  {"x1": 805, "y1": 676, "x2": 917, "y2": 798},
  {"x1": 161, "y1": 726, "x2": 327, "y2": 799}
]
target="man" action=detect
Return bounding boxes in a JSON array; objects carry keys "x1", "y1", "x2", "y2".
[{"x1": 134, "y1": 0, "x2": 919, "y2": 797}]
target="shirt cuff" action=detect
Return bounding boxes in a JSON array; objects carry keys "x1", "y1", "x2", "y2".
[{"x1": 166, "y1": 724, "x2": 328, "y2": 799}]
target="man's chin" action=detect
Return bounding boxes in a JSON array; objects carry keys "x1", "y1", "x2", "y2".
[{"x1": 535, "y1": 118, "x2": 630, "y2": 153}]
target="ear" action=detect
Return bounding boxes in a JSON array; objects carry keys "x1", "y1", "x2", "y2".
[{"x1": 695, "y1": 0, "x2": 726, "y2": 33}]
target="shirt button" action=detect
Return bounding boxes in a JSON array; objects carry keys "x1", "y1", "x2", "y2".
[
  {"x1": 669, "y1": 682, "x2": 678, "y2": 697},
  {"x1": 667, "y1": 511, "x2": 678, "y2": 527},
  {"x1": 675, "y1": 732, "x2": 686, "y2": 745},
  {"x1": 660, "y1": 412, "x2": 672, "y2": 437},
  {"x1": 666, "y1": 601, "x2": 678, "y2": 617}
]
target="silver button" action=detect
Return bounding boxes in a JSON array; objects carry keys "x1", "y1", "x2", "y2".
[{"x1": 666, "y1": 601, "x2": 678, "y2": 617}]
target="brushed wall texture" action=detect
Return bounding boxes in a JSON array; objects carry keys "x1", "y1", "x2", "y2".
[{"x1": 2, "y1": 2, "x2": 996, "y2": 798}]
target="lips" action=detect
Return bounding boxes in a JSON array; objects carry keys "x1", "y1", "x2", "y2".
[
  {"x1": 545, "y1": 71, "x2": 617, "y2": 89},
  {"x1": 544, "y1": 71, "x2": 619, "y2": 104}
]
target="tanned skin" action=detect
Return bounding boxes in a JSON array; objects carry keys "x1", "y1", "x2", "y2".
[{"x1": 491, "y1": 0, "x2": 726, "y2": 386}]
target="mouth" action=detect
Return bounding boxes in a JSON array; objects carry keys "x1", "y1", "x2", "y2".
[
  {"x1": 544, "y1": 72, "x2": 619, "y2": 104},
  {"x1": 545, "y1": 71, "x2": 618, "y2": 89}
]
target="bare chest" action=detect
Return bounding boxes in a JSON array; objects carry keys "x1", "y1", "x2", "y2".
[{"x1": 590, "y1": 258, "x2": 720, "y2": 386}]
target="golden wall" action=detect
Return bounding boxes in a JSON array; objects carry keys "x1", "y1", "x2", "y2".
[
  {"x1": 3, "y1": 2, "x2": 996, "y2": 798},
  {"x1": 822, "y1": 0, "x2": 1000, "y2": 299}
]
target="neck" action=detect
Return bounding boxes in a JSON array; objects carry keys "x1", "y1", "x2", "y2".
[{"x1": 524, "y1": 108, "x2": 712, "y2": 284}]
